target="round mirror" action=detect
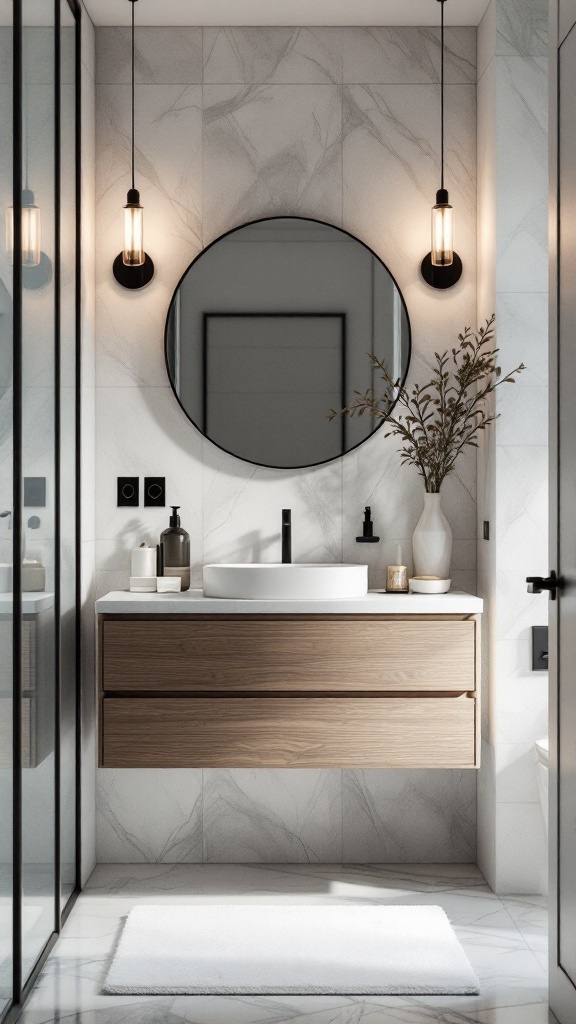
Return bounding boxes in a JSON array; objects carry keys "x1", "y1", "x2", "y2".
[{"x1": 165, "y1": 217, "x2": 411, "y2": 469}]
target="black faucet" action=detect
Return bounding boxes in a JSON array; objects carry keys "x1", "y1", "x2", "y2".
[{"x1": 282, "y1": 509, "x2": 292, "y2": 564}]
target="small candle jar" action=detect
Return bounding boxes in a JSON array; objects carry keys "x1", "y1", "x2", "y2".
[{"x1": 387, "y1": 564, "x2": 408, "y2": 592}]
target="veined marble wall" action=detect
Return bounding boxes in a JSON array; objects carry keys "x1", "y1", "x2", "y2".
[
  {"x1": 94, "y1": 26, "x2": 478, "y2": 864},
  {"x1": 476, "y1": 0, "x2": 548, "y2": 894}
]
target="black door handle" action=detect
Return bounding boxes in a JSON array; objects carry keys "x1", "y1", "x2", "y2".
[{"x1": 526, "y1": 570, "x2": 562, "y2": 600}]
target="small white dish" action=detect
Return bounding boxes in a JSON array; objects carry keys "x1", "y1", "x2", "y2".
[{"x1": 409, "y1": 577, "x2": 451, "y2": 594}]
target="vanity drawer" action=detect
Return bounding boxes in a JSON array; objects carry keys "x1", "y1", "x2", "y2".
[
  {"x1": 101, "y1": 617, "x2": 476, "y2": 693},
  {"x1": 101, "y1": 695, "x2": 477, "y2": 768}
]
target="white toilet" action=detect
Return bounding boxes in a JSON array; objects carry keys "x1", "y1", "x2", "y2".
[{"x1": 535, "y1": 736, "x2": 549, "y2": 837}]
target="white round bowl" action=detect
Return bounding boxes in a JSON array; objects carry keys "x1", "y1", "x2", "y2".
[{"x1": 409, "y1": 577, "x2": 451, "y2": 595}]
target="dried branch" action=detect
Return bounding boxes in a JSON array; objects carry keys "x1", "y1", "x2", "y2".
[{"x1": 330, "y1": 315, "x2": 524, "y2": 492}]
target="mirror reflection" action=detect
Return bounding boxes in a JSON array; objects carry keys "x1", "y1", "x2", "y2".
[{"x1": 165, "y1": 217, "x2": 411, "y2": 469}]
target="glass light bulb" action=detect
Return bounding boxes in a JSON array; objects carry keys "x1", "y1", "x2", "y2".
[
  {"x1": 431, "y1": 194, "x2": 454, "y2": 267},
  {"x1": 5, "y1": 196, "x2": 41, "y2": 267},
  {"x1": 122, "y1": 191, "x2": 144, "y2": 267}
]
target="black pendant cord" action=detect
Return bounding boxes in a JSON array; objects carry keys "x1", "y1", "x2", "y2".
[
  {"x1": 421, "y1": 0, "x2": 462, "y2": 288},
  {"x1": 440, "y1": 0, "x2": 445, "y2": 191},
  {"x1": 131, "y1": 0, "x2": 135, "y2": 191},
  {"x1": 113, "y1": 0, "x2": 154, "y2": 287}
]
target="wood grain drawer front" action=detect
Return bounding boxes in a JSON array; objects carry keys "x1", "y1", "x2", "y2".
[
  {"x1": 102, "y1": 618, "x2": 476, "y2": 693},
  {"x1": 101, "y1": 696, "x2": 476, "y2": 768}
]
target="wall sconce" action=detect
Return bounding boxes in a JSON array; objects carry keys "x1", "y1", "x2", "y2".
[
  {"x1": 421, "y1": 0, "x2": 462, "y2": 289},
  {"x1": 113, "y1": 0, "x2": 154, "y2": 289}
]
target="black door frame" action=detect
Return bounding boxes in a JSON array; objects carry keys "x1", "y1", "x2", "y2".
[{"x1": 4, "y1": 1, "x2": 83, "y2": 1020}]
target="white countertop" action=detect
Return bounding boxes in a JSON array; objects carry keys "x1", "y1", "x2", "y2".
[
  {"x1": 96, "y1": 589, "x2": 483, "y2": 615},
  {"x1": 0, "y1": 592, "x2": 54, "y2": 615}
]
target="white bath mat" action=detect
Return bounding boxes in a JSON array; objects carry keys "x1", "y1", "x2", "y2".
[{"x1": 103, "y1": 904, "x2": 480, "y2": 995}]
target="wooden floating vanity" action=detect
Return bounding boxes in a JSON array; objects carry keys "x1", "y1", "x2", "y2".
[{"x1": 96, "y1": 590, "x2": 482, "y2": 770}]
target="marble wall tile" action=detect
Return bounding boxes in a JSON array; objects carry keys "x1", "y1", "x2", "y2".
[
  {"x1": 494, "y1": 446, "x2": 548, "y2": 572},
  {"x1": 477, "y1": 738, "x2": 497, "y2": 885},
  {"x1": 97, "y1": 769, "x2": 203, "y2": 862},
  {"x1": 203, "y1": 27, "x2": 342, "y2": 85},
  {"x1": 203, "y1": 84, "x2": 342, "y2": 243},
  {"x1": 495, "y1": 571, "x2": 549, "y2": 642},
  {"x1": 495, "y1": 391, "x2": 548, "y2": 447},
  {"x1": 496, "y1": 291, "x2": 548, "y2": 387},
  {"x1": 495, "y1": 742, "x2": 541, "y2": 804},
  {"x1": 80, "y1": 1, "x2": 95, "y2": 81},
  {"x1": 494, "y1": 802, "x2": 547, "y2": 895},
  {"x1": 495, "y1": 57, "x2": 548, "y2": 293},
  {"x1": 496, "y1": 0, "x2": 548, "y2": 58},
  {"x1": 477, "y1": 0, "x2": 496, "y2": 83},
  {"x1": 342, "y1": 27, "x2": 476, "y2": 85},
  {"x1": 342, "y1": 83, "x2": 477, "y2": 371},
  {"x1": 96, "y1": 27, "x2": 202, "y2": 85},
  {"x1": 92, "y1": 26, "x2": 481, "y2": 866},
  {"x1": 94, "y1": 386, "x2": 203, "y2": 585},
  {"x1": 202, "y1": 443, "x2": 343, "y2": 567},
  {"x1": 203, "y1": 769, "x2": 342, "y2": 863},
  {"x1": 96, "y1": 83, "x2": 202, "y2": 389},
  {"x1": 342, "y1": 770, "x2": 477, "y2": 863}
]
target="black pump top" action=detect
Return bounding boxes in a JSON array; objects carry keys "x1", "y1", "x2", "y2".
[{"x1": 169, "y1": 505, "x2": 181, "y2": 527}]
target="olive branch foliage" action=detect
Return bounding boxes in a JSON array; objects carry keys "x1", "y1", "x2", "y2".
[{"x1": 330, "y1": 315, "x2": 524, "y2": 493}]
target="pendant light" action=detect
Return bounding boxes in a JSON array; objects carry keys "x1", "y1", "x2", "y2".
[
  {"x1": 421, "y1": 0, "x2": 462, "y2": 289},
  {"x1": 113, "y1": 0, "x2": 154, "y2": 289}
]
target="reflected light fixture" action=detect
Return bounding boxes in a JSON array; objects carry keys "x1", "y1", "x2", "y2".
[
  {"x1": 5, "y1": 63, "x2": 43, "y2": 271},
  {"x1": 421, "y1": 0, "x2": 462, "y2": 289},
  {"x1": 113, "y1": 0, "x2": 154, "y2": 289},
  {"x1": 5, "y1": 189, "x2": 41, "y2": 268}
]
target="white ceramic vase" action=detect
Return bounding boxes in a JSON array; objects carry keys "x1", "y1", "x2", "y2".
[{"x1": 412, "y1": 491, "x2": 452, "y2": 579}]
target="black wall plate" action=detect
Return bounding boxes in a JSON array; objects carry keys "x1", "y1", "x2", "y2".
[
  {"x1": 24, "y1": 476, "x2": 46, "y2": 507},
  {"x1": 113, "y1": 253, "x2": 154, "y2": 289},
  {"x1": 421, "y1": 252, "x2": 463, "y2": 289},
  {"x1": 144, "y1": 477, "x2": 165, "y2": 507},
  {"x1": 117, "y1": 477, "x2": 139, "y2": 507},
  {"x1": 532, "y1": 625, "x2": 548, "y2": 671}
]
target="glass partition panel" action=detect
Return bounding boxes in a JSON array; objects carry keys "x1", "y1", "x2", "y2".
[
  {"x1": 0, "y1": 1, "x2": 13, "y2": 1015},
  {"x1": 20, "y1": 0, "x2": 57, "y2": 979}
]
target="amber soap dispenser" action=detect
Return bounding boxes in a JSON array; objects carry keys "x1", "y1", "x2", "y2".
[{"x1": 160, "y1": 506, "x2": 190, "y2": 591}]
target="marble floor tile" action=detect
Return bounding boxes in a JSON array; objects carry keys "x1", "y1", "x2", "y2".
[{"x1": 20, "y1": 865, "x2": 549, "y2": 1024}]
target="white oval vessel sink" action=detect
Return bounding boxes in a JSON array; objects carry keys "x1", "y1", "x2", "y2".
[{"x1": 203, "y1": 563, "x2": 368, "y2": 600}]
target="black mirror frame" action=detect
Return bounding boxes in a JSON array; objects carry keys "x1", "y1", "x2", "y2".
[{"x1": 163, "y1": 215, "x2": 412, "y2": 471}]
